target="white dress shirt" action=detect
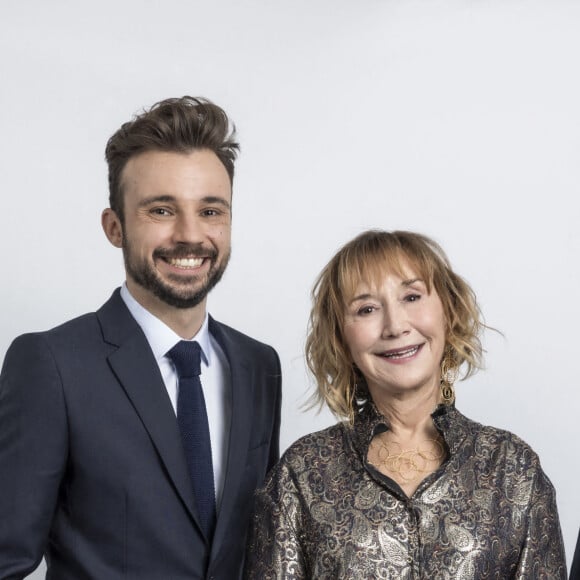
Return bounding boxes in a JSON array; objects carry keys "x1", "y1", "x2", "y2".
[{"x1": 120, "y1": 284, "x2": 231, "y2": 508}]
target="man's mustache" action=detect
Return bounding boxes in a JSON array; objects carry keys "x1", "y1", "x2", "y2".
[{"x1": 153, "y1": 244, "x2": 218, "y2": 260}]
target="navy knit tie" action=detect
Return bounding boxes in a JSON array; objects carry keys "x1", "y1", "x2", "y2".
[{"x1": 168, "y1": 340, "x2": 216, "y2": 539}]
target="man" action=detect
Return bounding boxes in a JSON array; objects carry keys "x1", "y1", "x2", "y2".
[
  {"x1": 572, "y1": 530, "x2": 580, "y2": 580},
  {"x1": 0, "y1": 97, "x2": 281, "y2": 579}
]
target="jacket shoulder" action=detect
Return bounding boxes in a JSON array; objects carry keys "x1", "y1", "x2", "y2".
[
  {"x1": 209, "y1": 318, "x2": 279, "y2": 359},
  {"x1": 2, "y1": 290, "x2": 127, "y2": 366},
  {"x1": 4, "y1": 311, "x2": 99, "y2": 356}
]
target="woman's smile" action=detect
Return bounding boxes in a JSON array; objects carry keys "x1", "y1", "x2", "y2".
[{"x1": 376, "y1": 342, "x2": 424, "y2": 363}]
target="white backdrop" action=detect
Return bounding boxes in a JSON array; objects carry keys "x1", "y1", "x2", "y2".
[{"x1": 2, "y1": 1, "x2": 579, "y2": 576}]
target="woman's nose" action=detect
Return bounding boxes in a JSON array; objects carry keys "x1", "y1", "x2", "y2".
[{"x1": 381, "y1": 304, "x2": 409, "y2": 338}]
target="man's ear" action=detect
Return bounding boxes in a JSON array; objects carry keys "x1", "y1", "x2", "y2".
[{"x1": 101, "y1": 208, "x2": 123, "y2": 248}]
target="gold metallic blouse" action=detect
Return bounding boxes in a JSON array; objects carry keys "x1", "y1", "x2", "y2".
[{"x1": 244, "y1": 404, "x2": 566, "y2": 579}]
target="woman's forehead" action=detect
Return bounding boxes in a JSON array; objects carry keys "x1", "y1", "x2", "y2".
[{"x1": 342, "y1": 254, "x2": 426, "y2": 296}]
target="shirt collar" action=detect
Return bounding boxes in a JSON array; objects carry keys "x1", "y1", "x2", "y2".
[
  {"x1": 120, "y1": 283, "x2": 211, "y2": 365},
  {"x1": 350, "y1": 400, "x2": 470, "y2": 461}
]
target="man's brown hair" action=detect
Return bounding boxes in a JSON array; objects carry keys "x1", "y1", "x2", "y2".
[{"x1": 105, "y1": 96, "x2": 239, "y2": 220}]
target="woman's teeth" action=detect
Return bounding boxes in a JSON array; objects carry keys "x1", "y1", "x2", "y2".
[{"x1": 384, "y1": 346, "x2": 419, "y2": 359}]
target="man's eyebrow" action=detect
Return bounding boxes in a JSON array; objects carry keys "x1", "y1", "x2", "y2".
[
  {"x1": 201, "y1": 196, "x2": 231, "y2": 209},
  {"x1": 137, "y1": 195, "x2": 176, "y2": 207},
  {"x1": 137, "y1": 195, "x2": 231, "y2": 209}
]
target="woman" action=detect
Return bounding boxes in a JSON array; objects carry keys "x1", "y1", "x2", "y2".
[{"x1": 245, "y1": 230, "x2": 566, "y2": 579}]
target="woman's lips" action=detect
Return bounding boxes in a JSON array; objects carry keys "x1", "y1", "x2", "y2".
[{"x1": 377, "y1": 343, "x2": 423, "y2": 361}]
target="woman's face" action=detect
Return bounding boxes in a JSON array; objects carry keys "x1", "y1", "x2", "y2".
[{"x1": 342, "y1": 261, "x2": 447, "y2": 405}]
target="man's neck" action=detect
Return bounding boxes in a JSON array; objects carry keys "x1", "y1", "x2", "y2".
[{"x1": 126, "y1": 280, "x2": 206, "y2": 340}]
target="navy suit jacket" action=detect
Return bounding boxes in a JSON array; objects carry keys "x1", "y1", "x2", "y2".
[
  {"x1": 571, "y1": 530, "x2": 580, "y2": 580},
  {"x1": 0, "y1": 290, "x2": 282, "y2": 579}
]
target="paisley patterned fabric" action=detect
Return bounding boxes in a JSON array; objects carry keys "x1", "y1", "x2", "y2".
[{"x1": 244, "y1": 404, "x2": 566, "y2": 579}]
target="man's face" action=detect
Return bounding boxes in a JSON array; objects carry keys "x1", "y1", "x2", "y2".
[{"x1": 110, "y1": 149, "x2": 232, "y2": 311}]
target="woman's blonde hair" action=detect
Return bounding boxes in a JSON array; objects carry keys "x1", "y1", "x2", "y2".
[{"x1": 305, "y1": 230, "x2": 484, "y2": 423}]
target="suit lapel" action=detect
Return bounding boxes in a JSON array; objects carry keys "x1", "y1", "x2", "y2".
[
  {"x1": 209, "y1": 319, "x2": 254, "y2": 552},
  {"x1": 97, "y1": 290, "x2": 205, "y2": 536}
]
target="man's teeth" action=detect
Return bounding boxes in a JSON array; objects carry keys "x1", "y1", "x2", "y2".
[
  {"x1": 168, "y1": 257, "x2": 203, "y2": 268},
  {"x1": 384, "y1": 346, "x2": 419, "y2": 359}
]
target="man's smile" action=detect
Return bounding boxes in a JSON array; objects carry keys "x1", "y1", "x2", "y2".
[{"x1": 165, "y1": 257, "x2": 205, "y2": 269}]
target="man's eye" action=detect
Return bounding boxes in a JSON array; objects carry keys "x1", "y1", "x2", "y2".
[
  {"x1": 150, "y1": 208, "x2": 171, "y2": 216},
  {"x1": 202, "y1": 208, "x2": 224, "y2": 217}
]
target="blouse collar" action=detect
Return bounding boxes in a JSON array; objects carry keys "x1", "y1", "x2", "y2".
[{"x1": 350, "y1": 400, "x2": 472, "y2": 461}]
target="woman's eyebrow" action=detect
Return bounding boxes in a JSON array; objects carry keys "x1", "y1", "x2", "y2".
[
  {"x1": 349, "y1": 293, "x2": 372, "y2": 305},
  {"x1": 402, "y1": 278, "x2": 423, "y2": 287}
]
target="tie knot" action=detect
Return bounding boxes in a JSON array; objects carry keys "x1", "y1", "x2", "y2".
[{"x1": 167, "y1": 340, "x2": 202, "y2": 378}]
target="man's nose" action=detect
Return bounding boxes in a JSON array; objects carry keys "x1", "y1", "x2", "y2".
[{"x1": 173, "y1": 213, "x2": 204, "y2": 243}]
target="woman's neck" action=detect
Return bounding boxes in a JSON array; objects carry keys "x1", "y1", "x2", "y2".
[
  {"x1": 371, "y1": 382, "x2": 441, "y2": 440},
  {"x1": 367, "y1": 382, "x2": 447, "y2": 497}
]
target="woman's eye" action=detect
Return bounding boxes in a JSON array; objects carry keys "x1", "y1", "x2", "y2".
[
  {"x1": 357, "y1": 306, "x2": 376, "y2": 316},
  {"x1": 405, "y1": 294, "x2": 421, "y2": 302}
]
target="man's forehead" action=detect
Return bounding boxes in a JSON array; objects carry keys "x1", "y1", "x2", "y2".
[{"x1": 120, "y1": 149, "x2": 232, "y2": 199}]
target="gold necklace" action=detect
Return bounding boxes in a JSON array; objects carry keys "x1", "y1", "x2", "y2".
[{"x1": 369, "y1": 435, "x2": 445, "y2": 483}]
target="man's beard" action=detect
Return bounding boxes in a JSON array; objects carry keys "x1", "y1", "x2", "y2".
[{"x1": 123, "y1": 239, "x2": 230, "y2": 309}]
